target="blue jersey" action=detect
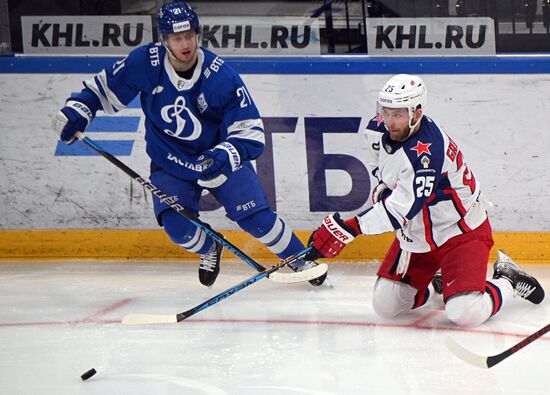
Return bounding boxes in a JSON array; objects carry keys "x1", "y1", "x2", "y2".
[{"x1": 72, "y1": 43, "x2": 265, "y2": 181}]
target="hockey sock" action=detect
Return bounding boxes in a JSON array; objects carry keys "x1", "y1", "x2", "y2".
[
  {"x1": 162, "y1": 209, "x2": 214, "y2": 254},
  {"x1": 485, "y1": 279, "x2": 511, "y2": 316},
  {"x1": 412, "y1": 288, "x2": 430, "y2": 309},
  {"x1": 238, "y1": 209, "x2": 304, "y2": 259}
]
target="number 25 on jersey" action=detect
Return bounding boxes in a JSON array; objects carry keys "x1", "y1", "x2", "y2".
[{"x1": 415, "y1": 176, "x2": 435, "y2": 197}]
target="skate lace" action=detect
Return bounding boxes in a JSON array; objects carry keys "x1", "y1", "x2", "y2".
[
  {"x1": 200, "y1": 250, "x2": 218, "y2": 272},
  {"x1": 515, "y1": 282, "x2": 535, "y2": 299}
]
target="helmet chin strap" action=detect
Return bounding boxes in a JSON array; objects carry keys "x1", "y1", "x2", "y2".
[
  {"x1": 405, "y1": 108, "x2": 422, "y2": 139},
  {"x1": 390, "y1": 111, "x2": 421, "y2": 142},
  {"x1": 162, "y1": 31, "x2": 201, "y2": 61},
  {"x1": 162, "y1": 38, "x2": 199, "y2": 71},
  {"x1": 380, "y1": 105, "x2": 422, "y2": 142},
  {"x1": 163, "y1": 41, "x2": 177, "y2": 62}
]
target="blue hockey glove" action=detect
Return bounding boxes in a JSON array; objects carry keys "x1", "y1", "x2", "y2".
[
  {"x1": 196, "y1": 142, "x2": 241, "y2": 188},
  {"x1": 51, "y1": 100, "x2": 93, "y2": 144}
]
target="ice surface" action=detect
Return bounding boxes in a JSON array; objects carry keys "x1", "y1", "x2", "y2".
[{"x1": 0, "y1": 260, "x2": 548, "y2": 395}]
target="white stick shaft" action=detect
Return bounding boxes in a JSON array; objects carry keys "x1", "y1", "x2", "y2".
[
  {"x1": 445, "y1": 336, "x2": 489, "y2": 368},
  {"x1": 122, "y1": 314, "x2": 178, "y2": 325}
]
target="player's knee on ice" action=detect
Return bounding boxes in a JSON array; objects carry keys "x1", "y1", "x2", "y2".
[
  {"x1": 372, "y1": 277, "x2": 418, "y2": 318},
  {"x1": 444, "y1": 292, "x2": 493, "y2": 328},
  {"x1": 161, "y1": 210, "x2": 213, "y2": 255}
]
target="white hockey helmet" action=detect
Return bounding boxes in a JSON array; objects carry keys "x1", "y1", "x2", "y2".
[{"x1": 377, "y1": 74, "x2": 427, "y2": 130}]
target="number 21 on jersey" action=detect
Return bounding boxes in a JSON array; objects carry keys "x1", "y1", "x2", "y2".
[{"x1": 236, "y1": 86, "x2": 252, "y2": 108}]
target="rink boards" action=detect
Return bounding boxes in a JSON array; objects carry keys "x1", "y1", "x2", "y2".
[
  {"x1": 1, "y1": 57, "x2": 549, "y2": 262},
  {"x1": 1, "y1": 230, "x2": 549, "y2": 263}
]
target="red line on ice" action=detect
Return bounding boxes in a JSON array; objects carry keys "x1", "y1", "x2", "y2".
[{"x1": 0, "y1": 306, "x2": 548, "y2": 343}]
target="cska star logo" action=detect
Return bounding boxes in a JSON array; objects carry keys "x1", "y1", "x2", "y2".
[{"x1": 410, "y1": 141, "x2": 431, "y2": 157}]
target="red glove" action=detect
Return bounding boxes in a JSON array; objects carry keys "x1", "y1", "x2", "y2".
[{"x1": 306, "y1": 213, "x2": 361, "y2": 260}]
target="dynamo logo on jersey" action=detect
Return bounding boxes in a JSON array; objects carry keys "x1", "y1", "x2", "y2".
[
  {"x1": 55, "y1": 95, "x2": 142, "y2": 157},
  {"x1": 160, "y1": 96, "x2": 202, "y2": 141}
]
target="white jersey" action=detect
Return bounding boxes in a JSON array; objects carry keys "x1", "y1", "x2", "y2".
[{"x1": 357, "y1": 115, "x2": 488, "y2": 253}]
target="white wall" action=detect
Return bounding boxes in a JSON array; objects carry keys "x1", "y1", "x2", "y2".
[{"x1": 1, "y1": 73, "x2": 549, "y2": 231}]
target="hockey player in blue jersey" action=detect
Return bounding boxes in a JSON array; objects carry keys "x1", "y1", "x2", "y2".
[
  {"x1": 51, "y1": 1, "x2": 326, "y2": 287},
  {"x1": 305, "y1": 74, "x2": 544, "y2": 327}
]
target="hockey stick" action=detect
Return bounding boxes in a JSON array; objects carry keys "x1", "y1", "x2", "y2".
[
  {"x1": 74, "y1": 131, "x2": 324, "y2": 284},
  {"x1": 121, "y1": 247, "x2": 315, "y2": 325},
  {"x1": 445, "y1": 323, "x2": 550, "y2": 368}
]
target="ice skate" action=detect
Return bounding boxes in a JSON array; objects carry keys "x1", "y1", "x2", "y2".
[
  {"x1": 492, "y1": 250, "x2": 545, "y2": 304},
  {"x1": 199, "y1": 240, "x2": 223, "y2": 286},
  {"x1": 290, "y1": 258, "x2": 328, "y2": 286},
  {"x1": 431, "y1": 272, "x2": 443, "y2": 295}
]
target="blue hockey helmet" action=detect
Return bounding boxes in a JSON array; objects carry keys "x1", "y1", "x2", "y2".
[{"x1": 157, "y1": 1, "x2": 200, "y2": 36}]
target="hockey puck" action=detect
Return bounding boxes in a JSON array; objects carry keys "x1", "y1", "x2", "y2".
[{"x1": 80, "y1": 368, "x2": 97, "y2": 381}]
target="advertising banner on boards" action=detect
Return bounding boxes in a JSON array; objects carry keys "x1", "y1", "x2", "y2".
[
  {"x1": 200, "y1": 16, "x2": 321, "y2": 56},
  {"x1": 21, "y1": 15, "x2": 320, "y2": 56},
  {"x1": 1, "y1": 73, "x2": 548, "y2": 231},
  {"x1": 21, "y1": 16, "x2": 153, "y2": 55},
  {"x1": 366, "y1": 17, "x2": 496, "y2": 56}
]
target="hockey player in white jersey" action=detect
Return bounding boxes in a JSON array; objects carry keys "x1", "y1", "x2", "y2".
[
  {"x1": 51, "y1": 1, "x2": 326, "y2": 287},
  {"x1": 306, "y1": 74, "x2": 544, "y2": 327}
]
